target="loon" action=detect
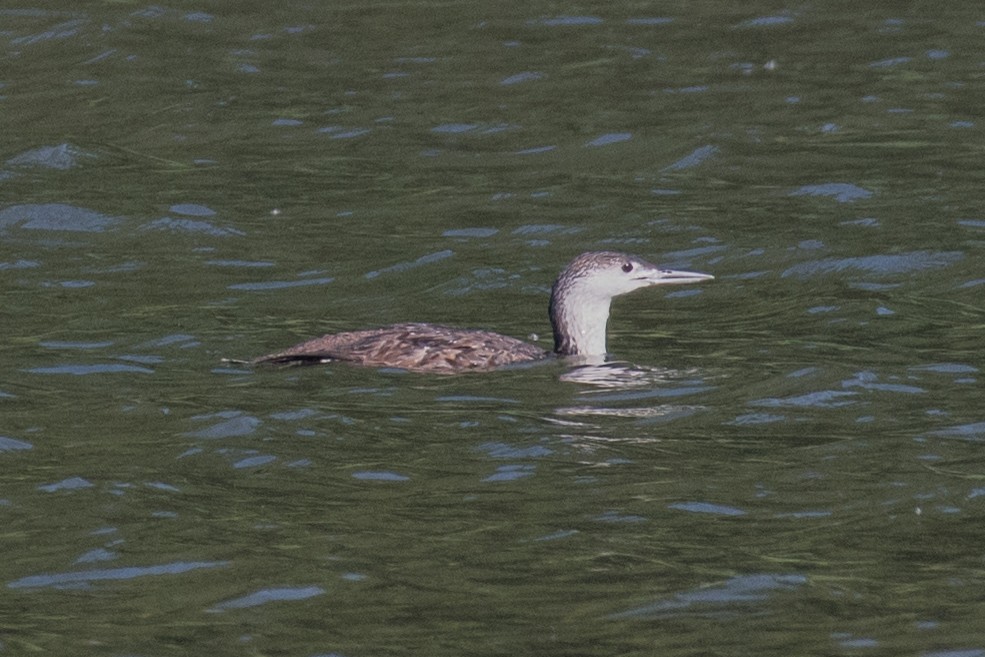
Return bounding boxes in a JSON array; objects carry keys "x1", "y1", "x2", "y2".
[{"x1": 253, "y1": 251, "x2": 713, "y2": 374}]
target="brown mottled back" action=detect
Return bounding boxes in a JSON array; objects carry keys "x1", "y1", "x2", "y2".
[{"x1": 254, "y1": 323, "x2": 547, "y2": 373}]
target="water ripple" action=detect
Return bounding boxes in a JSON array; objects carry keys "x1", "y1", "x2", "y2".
[
  {"x1": 662, "y1": 145, "x2": 719, "y2": 171},
  {"x1": 6, "y1": 143, "x2": 95, "y2": 170},
  {"x1": 364, "y1": 250, "x2": 453, "y2": 279},
  {"x1": 0, "y1": 203, "x2": 121, "y2": 233},
  {"x1": 0, "y1": 436, "x2": 33, "y2": 452},
  {"x1": 609, "y1": 573, "x2": 806, "y2": 619},
  {"x1": 788, "y1": 183, "x2": 872, "y2": 202},
  {"x1": 530, "y1": 16, "x2": 603, "y2": 27},
  {"x1": 782, "y1": 251, "x2": 963, "y2": 278},
  {"x1": 8, "y1": 560, "x2": 230, "y2": 590},
  {"x1": 140, "y1": 217, "x2": 244, "y2": 237},
  {"x1": 208, "y1": 585, "x2": 325, "y2": 612}
]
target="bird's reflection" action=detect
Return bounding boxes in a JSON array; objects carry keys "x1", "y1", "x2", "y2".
[{"x1": 553, "y1": 361, "x2": 713, "y2": 423}]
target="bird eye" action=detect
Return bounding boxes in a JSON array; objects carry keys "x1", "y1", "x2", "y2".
[{"x1": 622, "y1": 262, "x2": 633, "y2": 273}]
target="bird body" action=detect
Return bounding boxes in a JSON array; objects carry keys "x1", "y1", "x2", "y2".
[
  {"x1": 253, "y1": 251, "x2": 712, "y2": 373},
  {"x1": 254, "y1": 322, "x2": 547, "y2": 373}
]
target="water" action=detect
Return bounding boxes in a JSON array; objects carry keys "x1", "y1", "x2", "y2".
[{"x1": 3, "y1": 3, "x2": 985, "y2": 656}]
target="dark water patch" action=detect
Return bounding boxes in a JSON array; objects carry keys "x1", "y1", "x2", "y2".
[
  {"x1": 8, "y1": 560, "x2": 229, "y2": 590},
  {"x1": 208, "y1": 585, "x2": 325, "y2": 612},
  {"x1": 512, "y1": 224, "x2": 582, "y2": 236},
  {"x1": 0, "y1": 204, "x2": 121, "y2": 233},
  {"x1": 26, "y1": 363, "x2": 155, "y2": 375},
  {"x1": 394, "y1": 56, "x2": 436, "y2": 64},
  {"x1": 0, "y1": 9, "x2": 73, "y2": 17},
  {"x1": 136, "y1": 334, "x2": 198, "y2": 349}
]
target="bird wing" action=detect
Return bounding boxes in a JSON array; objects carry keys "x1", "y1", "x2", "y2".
[{"x1": 254, "y1": 323, "x2": 546, "y2": 373}]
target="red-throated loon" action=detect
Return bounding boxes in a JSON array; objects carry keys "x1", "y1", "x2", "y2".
[{"x1": 253, "y1": 251, "x2": 713, "y2": 373}]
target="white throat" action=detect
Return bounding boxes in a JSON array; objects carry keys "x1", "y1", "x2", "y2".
[{"x1": 551, "y1": 288, "x2": 613, "y2": 357}]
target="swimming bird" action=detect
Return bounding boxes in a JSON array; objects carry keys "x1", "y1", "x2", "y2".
[{"x1": 253, "y1": 251, "x2": 713, "y2": 374}]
